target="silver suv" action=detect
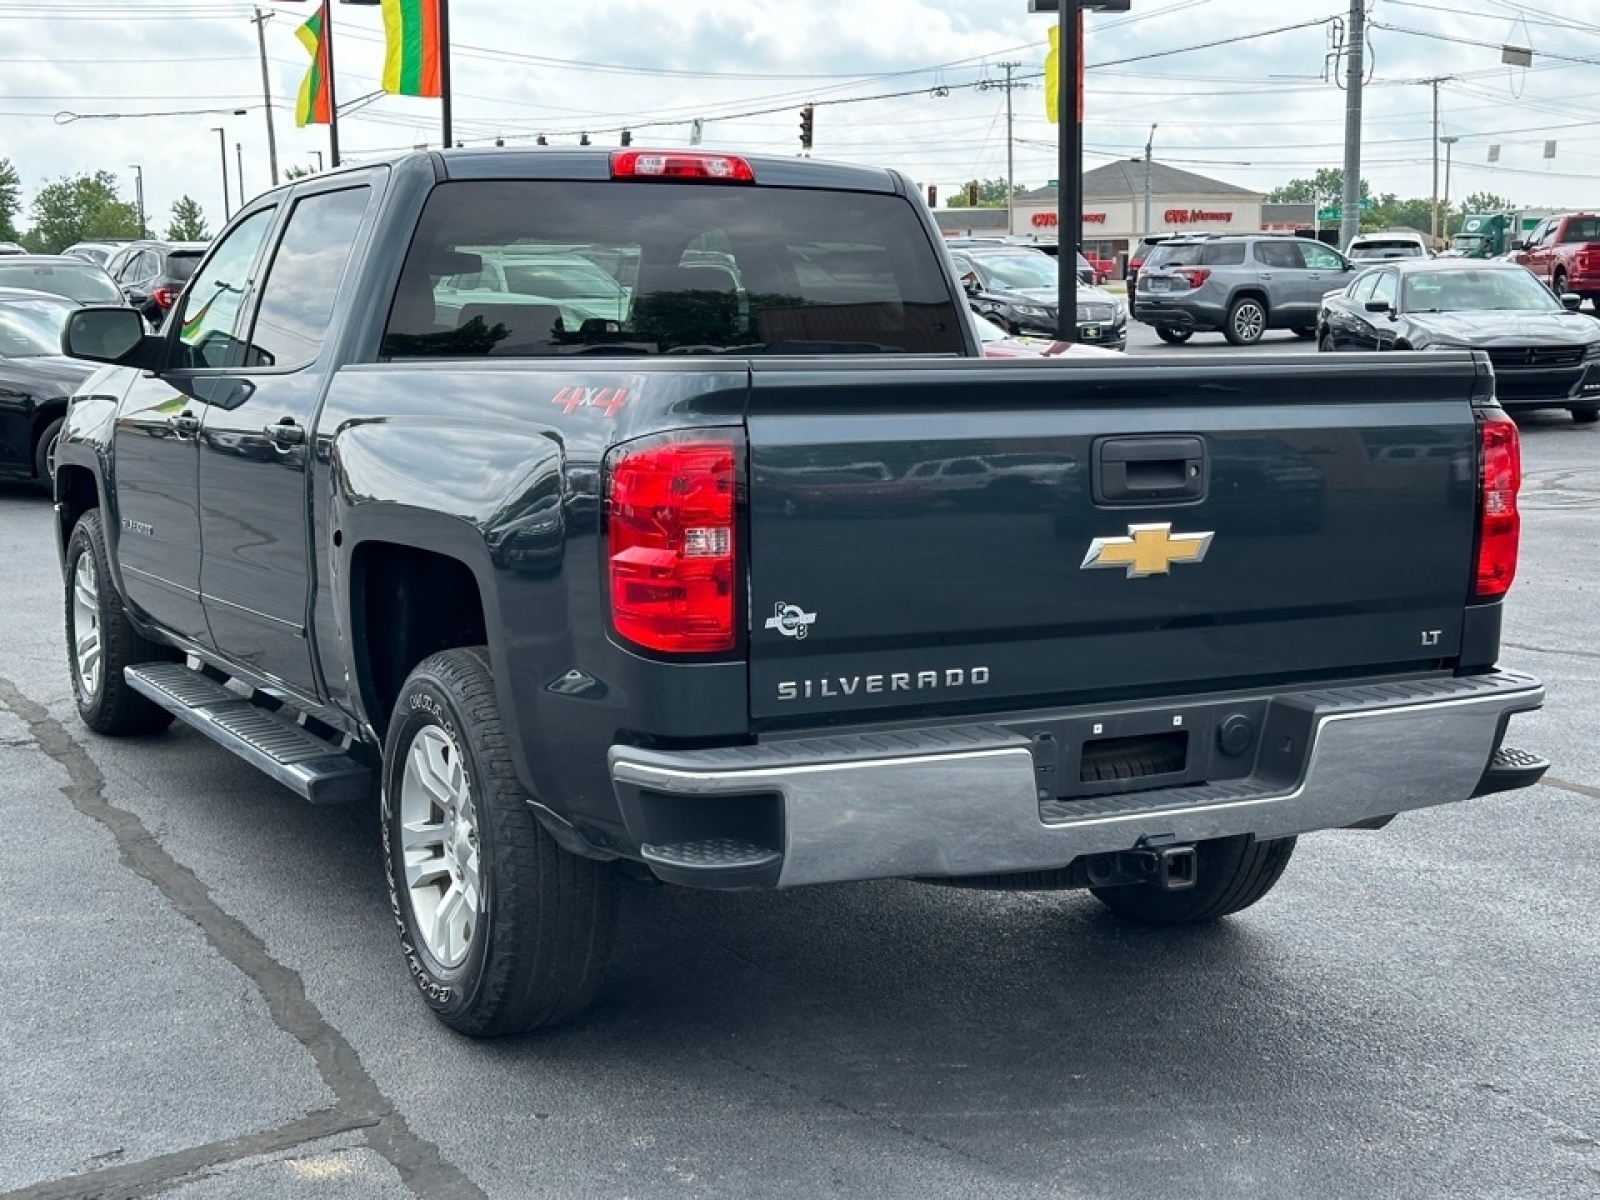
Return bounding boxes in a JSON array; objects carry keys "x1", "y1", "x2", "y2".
[{"x1": 1135, "y1": 235, "x2": 1356, "y2": 345}]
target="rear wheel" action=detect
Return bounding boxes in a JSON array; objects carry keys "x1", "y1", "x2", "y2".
[
  {"x1": 1572, "y1": 406, "x2": 1600, "y2": 425},
  {"x1": 1224, "y1": 297, "x2": 1267, "y2": 346},
  {"x1": 1554, "y1": 271, "x2": 1567, "y2": 296},
  {"x1": 1154, "y1": 326, "x2": 1192, "y2": 345},
  {"x1": 1318, "y1": 333, "x2": 1336, "y2": 353},
  {"x1": 381, "y1": 647, "x2": 619, "y2": 1036},
  {"x1": 63, "y1": 511, "x2": 178, "y2": 736},
  {"x1": 1090, "y1": 835, "x2": 1295, "y2": 925}
]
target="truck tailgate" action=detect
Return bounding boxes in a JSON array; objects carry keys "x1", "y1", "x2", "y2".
[{"x1": 746, "y1": 354, "x2": 1486, "y2": 723}]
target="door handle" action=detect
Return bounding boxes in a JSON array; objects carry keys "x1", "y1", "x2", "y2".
[
  {"x1": 265, "y1": 419, "x2": 305, "y2": 448},
  {"x1": 168, "y1": 413, "x2": 200, "y2": 437}
]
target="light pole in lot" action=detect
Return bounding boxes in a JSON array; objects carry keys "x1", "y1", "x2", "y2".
[
  {"x1": 1440, "y1": 135, "x2": 1459, "y2": 243},
  {"x1": 128, "y1": 165, "x2": 146, "y2": 237},
  {"x1": 211, "y1": 127, "x2": 231, "y2": 221},
  {"x1": 1028, "y1": 0, "x2": 1132, "y2": 343}
]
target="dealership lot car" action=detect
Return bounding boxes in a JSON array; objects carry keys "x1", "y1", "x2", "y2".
[
  {"x1": 952, "y1": 245, "x2": 1127, "y2": 348},
  {"x1": 1318, "y1": 258, "x2": 1600, "y2": 423},
  {"x1": 0, "y1": 255, "x2": 124, "y2": 306},
  {"x1": 103, "y1": 239, "x2": 207, "y2": 327},
  {"x1": 0, "y1": 288, "x2": 95, "y2": 488},
  {"x1": 1136, "y1": 234, "x2": 1355, "y2": 345}
]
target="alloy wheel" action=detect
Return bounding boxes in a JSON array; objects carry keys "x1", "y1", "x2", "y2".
[
  {"x1": 71, "y1": 551, "x2": 102, "y2": 701},
  {"x1": 398, "y1": 725, "x2": 482, "y2": 969}
]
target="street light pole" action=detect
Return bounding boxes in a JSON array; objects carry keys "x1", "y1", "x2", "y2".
[
  {"x1": 211, "y1": 127, "x2": 231, "y2": 221},
  {"x1": 129, "y1": 164, "x2": 146, "y2": 238},
  {"x1": 1143, "y1": 123, "x2": 1157, "y2": 244},
  {"x1": 1440, "y1": 135, "x2": 1459, "y2": 240},
  {"x1": 236, "y1": 142, "x2": 246, "y2": 209}
]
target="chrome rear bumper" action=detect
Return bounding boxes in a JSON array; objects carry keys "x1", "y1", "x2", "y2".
[{"x1": 609, "y1": 671, "x2": 1544, "y2": 889}]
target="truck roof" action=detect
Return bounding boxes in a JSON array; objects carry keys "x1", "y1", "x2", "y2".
[{"x1": 436, "y1": 147, "x2": 902, "y2": 194}]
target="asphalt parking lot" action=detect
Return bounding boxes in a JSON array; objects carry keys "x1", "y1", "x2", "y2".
[{"x1": 2, "y1": 388, "x2": 1596, "y2": 1199}]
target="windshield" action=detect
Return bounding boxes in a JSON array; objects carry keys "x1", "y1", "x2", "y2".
[
  {"x1": 383, "y1": 180, "x2": 965, "y2": 358},
  {"x1": 974, "y1": 253, "x2": 1057, "y2": 290},
  {"x1": 0, "y1": 260, "x2": 121, "y2": 304},
  {"x1": 1401, "y1": 268, "x2": 1562, "y2": 313},
  {"x1": 168, "y1": 253, "x2": 203, "y2": 283},
  {"x1": 0, "y1": 295, "x2": 77, "y2": 356}
]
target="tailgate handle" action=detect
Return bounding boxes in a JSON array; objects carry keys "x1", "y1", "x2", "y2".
[{"x1": 1094, "y1": 436, "x2": 1206, "y2": 504}]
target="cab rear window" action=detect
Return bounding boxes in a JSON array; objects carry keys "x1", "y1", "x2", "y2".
[{"x1": 380, "y1": 181, "x2": 965, "y2": 358}]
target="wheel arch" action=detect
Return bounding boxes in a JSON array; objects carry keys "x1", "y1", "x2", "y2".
[{"x1": 1228, "y1": 287, "x2": 1270, "y2": 316}]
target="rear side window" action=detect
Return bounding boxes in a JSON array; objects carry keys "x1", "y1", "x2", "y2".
[
  {"x1": 1200, "y1": 242, "x2": 1246, "y2": 266},
  {"x1": 382, "y1": 180, "x2": 965, "y2": 357},
  {"x1": 1560, "y1": 218, "x2": 1600, "y2": 242},
  {"x1": 243, "y1": 186, "x2": 370, "y2": 370},
  {"x1": 167, "y1": 253, "x2": 203, "y2": 282},
  {"x1": 1253, "y1": 241, "x2": 1300, "y2": 269}
]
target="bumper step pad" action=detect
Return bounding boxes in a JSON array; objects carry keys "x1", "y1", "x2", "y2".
[
  {"x1": 641, "y1": 838, "x2": 781, "y2": 871},
  {"x1": 125, "y1": 663, "x2": 372, "y2": 805},
  {"x1": 1472, "y1": 745, "x2": 1550, "y2": 798}
]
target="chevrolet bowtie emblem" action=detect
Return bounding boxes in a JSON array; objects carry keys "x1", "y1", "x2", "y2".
[{"x1": 1081, "y1": 523, "x2": 1214, "y2": 578}]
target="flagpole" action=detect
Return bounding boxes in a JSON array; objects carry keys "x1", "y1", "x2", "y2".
[
  {"x1": 439, "y1": 0, "x2": 452, "y2": 148},
  {"x1": 323, "y1": 0, "x2": 342, "y2": 167}
]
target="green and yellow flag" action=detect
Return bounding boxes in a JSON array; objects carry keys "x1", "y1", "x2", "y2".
[
  {"x1": 294, "y1": 9, "x2": 332, "y2": 127},
  {"x1": 381, "y1": 0, "x2": 442, "y2": 98}
]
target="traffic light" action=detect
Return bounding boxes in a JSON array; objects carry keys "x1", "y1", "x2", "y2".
[
  {"x1": 579, "y1": 132, "x2": 591, "y2": 146},
  {"x1": 927, "y1": 184, "x2": 938, "y2": 207},
  {"x1": 966, "y1": 180, "x2": 980, "y2": 206},
  {"x1": 620, "y1": 129, "x2": 632, "y2": 147},
  {"x1": 799, "y1": 104, "x2": 815, "y2": 153},
  {"x1": 536, "y1": 135, "x2": 548, "y2": 145}
]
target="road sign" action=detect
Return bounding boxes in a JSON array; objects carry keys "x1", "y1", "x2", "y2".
[
  {"x1": 1316, "y1": 198, "x2": 1374, "y2": 221},
  {"x1": 1047, "y1": 178, "x2": 1058, "y2": 187}
]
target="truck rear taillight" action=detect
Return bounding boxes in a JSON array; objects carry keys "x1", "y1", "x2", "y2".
[
  {"x1": 605, "y1": 434, "x2": 740, "y2": 654},
  {"x1": 1178, "y1": 268, "x2": 1211, "y2": 288},
  {"x1": 151, "y1": 286, "x2": 182, "y2": 309},
  {"x1": 1474, "y1": 411, "x2": 1521, "y2": 600},
  {"x1": 611, "y1": 150, "x2": 755, "y2": 183}
]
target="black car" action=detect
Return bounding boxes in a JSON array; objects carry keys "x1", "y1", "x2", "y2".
[
  {"x1": 949, "y1": 245, "x2": 1128, "y2": 349},
  {"x1": 103, "y1": 239, "x2": 207, "y2": 327},
  {"x1": 0, "y1": 255, "x2": 124, "y2": 306},
  {"x1": 0, "y1": 288, "x2": 95, "y2": 488},
  {"x1": 1318, "y1": 258, "x2": 1600, "y2": 423}
]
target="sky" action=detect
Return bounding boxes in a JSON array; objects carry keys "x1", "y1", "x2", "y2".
[{"x1": 4, "y1": 0, "x2": 1600, "y2": 236}]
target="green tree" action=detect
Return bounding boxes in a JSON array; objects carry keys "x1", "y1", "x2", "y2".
[
  {"x1": 284, "y1": 164, "x2": 316, "y2": 180},
  {"x1": 22, "y1": 170, "x2": 141, "y2": 253},
  {"x1": 165, "y1": 195, "x2": 211, "y2": 241},
  {"x1": 948, "y1": 177, "x2": 1026, "y2": 209},
  {"x1": 1363, "y1": 195, "x2": 1435, "y2": 235},
  {"x1": 0, "y1": 158, "x2": 21, "y2": 242},
  {"x1": 1267, "y1": 168, "x2": 1370, "y2": 206}
]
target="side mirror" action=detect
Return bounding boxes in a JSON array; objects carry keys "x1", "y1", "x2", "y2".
[
  {"x1": 960, "y1": 272, "x2": 981, "y2": 296},
  {"x1": 1363, "y1": 299, "x2": 1393, "y2": 315},
  {"x1": 1512, "y1": 239, "x2": 1529, "y2": 252},
  {"x1": 1561, "y1": 292, "x2": 1583, "y2": 312},
  {"x1": 63, "y1": 306, "x2": 161, "y2": 368}
]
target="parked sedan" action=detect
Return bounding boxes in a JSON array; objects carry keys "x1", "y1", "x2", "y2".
[
  {"x1": 0, "y1": 255, "x2": 124, "y2": 306},
  {"x1": 0, "y1": 288, "x2": 96, "y2": 489},
  {"x1": 952, "y1": 246, "x2": 1128, "y2": 349},
  {"x1": 1318, "y1": 258, "x2": 1600, "y2": 423}
]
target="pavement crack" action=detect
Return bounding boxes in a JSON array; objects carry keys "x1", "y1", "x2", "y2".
[
  {"x1": 1504, "y1": 640, "x2": 1600, "y2": 662},
  {"x1": 1543, "y1": 775, "x2": 1600, "y2": 801},
  {"x1": 0, "y1": 675, "x2": 486, "y2": 1200},
  {"x1": 2, "y1": 1110, "x2": 375, "y2": 1200}
]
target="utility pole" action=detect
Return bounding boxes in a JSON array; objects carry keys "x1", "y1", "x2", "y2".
[
  {"x1": 1338, "y1": 0, "x2": 1365, "y2": 252},
  {"x1": 236, "y1": 142, "x2": 246, "y2": 208},
  {"x1": 251, "y1": 7, "x2": 280, "y2": 186},
  {"x1": 1429, "y1": 77, "x2": 1443, "y2": 244},
  {"x1": 1143, "y1": 123, "x2": 1157, "y2": 243},
  {"x1": 1441, "y1": 134, "x2": 1459, "y2": 237},
  {"x1": 212, "y1": 126, "x2": 231, "y2": 221},
  {"x1": 1002, "y1": 62, "x2": 1020, "y2": 236},
  {"x1": 128, "y1": 164, "x2": 146, "y2": 238}
]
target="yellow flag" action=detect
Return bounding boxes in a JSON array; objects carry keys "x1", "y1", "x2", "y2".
[{"x1": 1044, "y1": 25, "x2": 1059, "y2": 124}]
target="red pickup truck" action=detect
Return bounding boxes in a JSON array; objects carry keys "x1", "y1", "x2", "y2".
[{"x1": 1512, "y1": 213, "x2": 1600, "y2": 307}]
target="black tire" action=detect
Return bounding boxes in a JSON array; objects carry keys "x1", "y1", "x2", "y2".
[
  {"x1": 1223, "y1": 297, "x2": 1267, "y2": 346},
  {"x1": 1318, "y1": 333, "x2": 1336, "y2": 353},
  {"x1": 33, "y1": 416, "x2": 63, "y2": 491},
  {"x1": 64, "y1": 510, "x2": 178, "y2": 736},
  {"x1": 1572, "y1": 407, "x2": 1600, "y2": 425},
  {"x1": 1554, "y1": 271, "x2": 1567, "y2": 298},
  {"x1": 1090, "y1": 834, "x2": 1295, "y2": 925},
  {"x1": 381, "y1": 647, "x2": 619, "y2": 1036},
  {"x1": 1291, "y1": 326, "x2": 1316, "y2": 339},
  {"x1": 1154, "y1": 326, "x2": 1192, "y2": 345}
]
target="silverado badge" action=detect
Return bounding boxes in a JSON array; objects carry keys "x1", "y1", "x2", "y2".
[{"x1": 1081, "y1": 523, "x2": 1213, "y2": 578}]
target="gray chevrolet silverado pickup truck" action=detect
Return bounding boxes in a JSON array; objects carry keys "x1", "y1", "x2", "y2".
[{"x1": 53, "y1": 147, "x2": 1546, "y2": 1036}]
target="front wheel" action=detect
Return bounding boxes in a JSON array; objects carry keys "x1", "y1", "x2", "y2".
[
  {"x1": 381, "y1": 647, "x2": 619, "y2": 1036},
  {"x1": 1090, "y1": 835, "x2": 1295, "y2": 925},
  {"x1": 34, "y1": 416, "x2": 63, "y2": 491},
  {"x1": 1154, "y1": 326, "x2": 1192, "y2": 345},
  {"x1": 63, "y1": 511, "x2": 178, "y2": 736},
  {"x1": 1224, "y1": 298, "x2": 1267, "y2": 346},
  {"x1": 1318, "y1": 333, "x2": 1336, "y2": 353}
]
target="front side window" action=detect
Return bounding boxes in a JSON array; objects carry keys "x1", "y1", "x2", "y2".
[
  {"x1": 1253, "y1": 241, "x2": 1299, "y2": 269},
  {"x1": 173, "y1": 208, "x2": 276, "y2": 370},
  {"x1": 243, "y1": 187, "x2": 370, "y2": 370},
  {"x1": 1302, "y1": 243, "x2": 1346, "y2": 271},
  {"x1": 381, "y1": 180, "x2": 966, "y2": 357},
  {"x1": 1348, "y1": 272, "x2": 1380, "y2": 303},
  {"x1": 1369, "y1": 271, "x2": 1398, "y2": 308}
]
